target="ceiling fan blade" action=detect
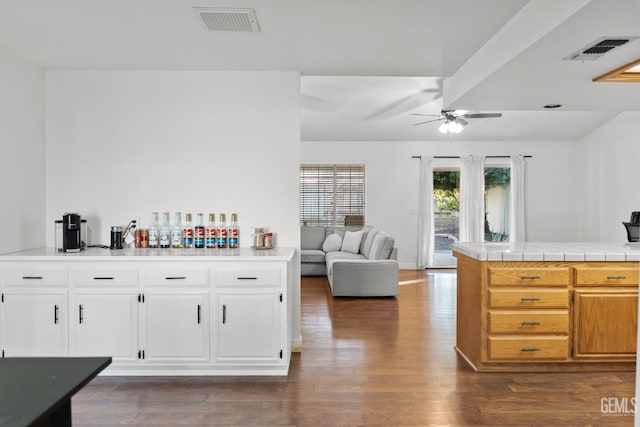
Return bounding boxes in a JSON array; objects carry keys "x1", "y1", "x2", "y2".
[
  {"x1": 462, "y1": 113, "x2": 502, "y2": 119},
  {"x1": 456, "y1": 118, "x2": 469, "y2": 126},
  {"x1": 413, "y1": 117, "x2": 445, "y2": 126},
  {"x1": 409, "y1": 113, "x2": 442, "y2": 117}
]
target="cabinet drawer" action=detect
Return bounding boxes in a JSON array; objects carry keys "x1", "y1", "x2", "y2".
[
  {"x1": 70, "y1": 266, "x2": 138, "y2": 288},
  {"x1": 488, "y1": 336, "x2": 568, "y2": 360},
  {"x1": 1, "y1": 264, "x2": 68, "y2": 286},
  {"x1": 488, "y1": 310, "x2": 568, "y2": 334},
  {"x1": 215, "y1": 267, "x2": 281, "y2": 287},
  {"x1": 141, "y1": 264, "x2": 209, "y2": 287},
  {"x1": 488, "y1": 267, "x2": 569, "y2": 287},
  {"x1": 488, "y1": 289, "x2": 568, "y2": 308},
  {"x1": 575, "y1": 267, "x2": 639, "y2": 286}
]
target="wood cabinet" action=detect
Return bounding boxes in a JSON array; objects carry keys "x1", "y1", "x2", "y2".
[
  {"x1": 455, "y1": 254, "x2": 638, "y2": 372},
  {"x1": 0, "y1": 248, "x2": 295, "y2": 376}
]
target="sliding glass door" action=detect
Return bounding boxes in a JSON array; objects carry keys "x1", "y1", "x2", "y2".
[{"x1": 432, "y1": 167, "x2": 460, "y2": 267}]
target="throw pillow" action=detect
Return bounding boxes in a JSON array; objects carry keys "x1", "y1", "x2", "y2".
[
  {"x1": 341, "y1": 230, "x2": 365, "y2": 254},
  {"x1": 361, "y1": 228, "x2": 379, "y2": 258},
  {"x1": 369, "y1": 232, "x2": 395, "y2": 260},
  {"x1": 322, "y1": 233, "x2": 342, "y2": 252}
]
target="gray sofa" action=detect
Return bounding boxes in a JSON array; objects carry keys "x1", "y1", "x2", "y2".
[{"x1": 301, "y1": 226, "x2": 399, "y2": 297}]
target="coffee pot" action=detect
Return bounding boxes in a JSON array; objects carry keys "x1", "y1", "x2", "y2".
[{"x1": 55, "y1": 213, "x2": 86, "y2": 252}]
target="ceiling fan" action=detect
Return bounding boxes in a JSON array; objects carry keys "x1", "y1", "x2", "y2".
[{"x1": 411, "y1": 110, "x2": 502, "y2": 134}]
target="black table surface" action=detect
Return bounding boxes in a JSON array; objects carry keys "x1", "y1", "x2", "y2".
[{"x1": 0, "y1": 357, "x2": 112, "y2": 427}]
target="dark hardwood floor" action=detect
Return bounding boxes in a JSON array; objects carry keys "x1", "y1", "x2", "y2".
[{"x1": 73, "y1": 270, "x2": 636, "y2": 426}]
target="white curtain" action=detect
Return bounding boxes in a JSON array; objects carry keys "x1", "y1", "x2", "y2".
[
  {"x1": 417, "y1": 156, "x2": 434, "y2": 268},
  {"x1": 459, "y1": 155, "x2": 485, "y2": 242},
  {"x1": 510, "y1": 154, "x2": 526, "y2": 242}
]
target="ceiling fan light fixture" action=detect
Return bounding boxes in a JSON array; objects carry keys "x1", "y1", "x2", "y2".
[{"x1": 438, "y1": 119, "x2": 465, "y2": 134}]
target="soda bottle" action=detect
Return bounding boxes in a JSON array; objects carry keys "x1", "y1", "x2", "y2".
[
  {"x1": 228, "y1": 213, "x2": 239, "y2": 248},
  {"x1": 183, "y1": 213, "x2": 194, "y2": 249},
  {"x1": 194, "y1": 213, "x2": 205, "y2": 249},
  {"x1": 206, "y1": 213, "x2": 216, "y2": 248},
  {"x1": 217, "y1": 213, "x2": 228, "y2": 248}
]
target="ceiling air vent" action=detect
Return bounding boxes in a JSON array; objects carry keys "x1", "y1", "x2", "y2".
[
  {"x1": 565, "y1": 37, "x2": 639, "y2": 61},
  {"x1": 194, "y1": 8, "x2": 260, "y2": 32}
]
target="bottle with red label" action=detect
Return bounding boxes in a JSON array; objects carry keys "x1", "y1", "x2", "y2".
[
  {"x1": 206, "y1": 213, "x2": 216, "y2": 248},
  {"x1": 228, "y1": 213, "x2": 239, "y2": 248},
  {"x1": 217, "y1": 213, "x2": 228, "y2": 248},
  {"x1": 182, "y1": 213, "x2": 194, "y2": 248},
  {"x1": 194, "y1": 213, "x2": 205, "y2": 248}
]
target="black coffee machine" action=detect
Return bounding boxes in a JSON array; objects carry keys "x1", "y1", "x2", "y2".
[{"x1": 55, "y1": 213, "x2": 86, "y2": 252}]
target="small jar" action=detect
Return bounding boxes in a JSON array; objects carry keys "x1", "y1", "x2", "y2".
[
  {"x1": 252, "y1": 228, "x2": 265, "y2": 248},
  {"x1": 264, "y1": 232, "x2": 273, "y2": 248},
  {"x1": 139, "y1": 229, "x2": 149, "y2": 248}
]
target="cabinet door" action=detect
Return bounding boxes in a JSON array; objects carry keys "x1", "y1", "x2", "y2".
[
  {"x1": 70, "y1": 293, "x2": 139, "y2": 362},
  {"x1": 1, "y1": 292, "x2": 68, "y2": 356},
  {"x1": 573, "y1": 290, "x2": 638, "y2": 358},
  {"x1": 216, "y1": 292, "x2": 282, "y2": 363},
  {"x1": 142, "y1": 293, "x2": 209, "y2": 363}
]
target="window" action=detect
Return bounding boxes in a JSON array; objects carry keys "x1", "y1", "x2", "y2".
[
  {"x1": 300, "y1": 164, "x2": 365, "y2": 226},
  {"x1": 484, "y1": 166, "x2": 511, "y2": 242}
]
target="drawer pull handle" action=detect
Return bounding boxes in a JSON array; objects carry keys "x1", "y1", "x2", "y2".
[
  {"x1": 520, "y1": 297, "x2": 541, "y2": 302},
  {"x1": 520, "y1": 321, "x2": 541, "y2": 326},
  {"x1": 237, "y1": 277, "x2": 258, "y2": 280},
  {"x1": 165, "y1": 276, "x2": 186, "y2": 280},
  {"x1": 520, "y1": 347, "x2": 540, "y2": 352},
  {"x1": 79, "y1": 304, "x2": 84, "y2": 324},
  {"x1": 607, "y1": 276, "x2": 626, "y2": 280},
  {"x1": 22, "y1": 276, "x2": 43, "y2": 280},
  {"x1": 520, "y1": 276, "x2": 541, "y2": 280},
  {"x1": 93, "y1": 277, "x2": 114, "y2": 280},
  {"x1": 54, "y1": 305, "x2": 59, "y2": 324},
  {"x1": 222, "y1": 304, "x2": 227, "y2": 324},
  {"x1": 197, "y1": 304, "x2": 201, "y2": 324}
]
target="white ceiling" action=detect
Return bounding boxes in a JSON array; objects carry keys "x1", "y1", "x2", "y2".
[{"x1": 1, "y1": 0, "x2": 639, "y2": 141}]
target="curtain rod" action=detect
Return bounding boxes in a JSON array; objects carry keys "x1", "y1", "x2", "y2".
[{"x1": 411, "y1": 155, "x2": 532, "y2": 159}]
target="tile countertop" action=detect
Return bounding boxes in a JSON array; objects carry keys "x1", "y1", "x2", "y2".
[
  {"x1": 0, "y1": 247, "x2": 297, "y2": 262},
  {"x1": 451, "y1": 242, "x2": 640, "y2": 262}
]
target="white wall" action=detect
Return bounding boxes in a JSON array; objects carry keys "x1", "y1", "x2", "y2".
[
  {"x1": 0, "y1": 48, "x2": 46, "y2": 254},
  {"x1": 302, "y1": 139, "x2": 579, "y2": 268},
  {"x1": 577, "y1": 112, "x2": 640, "y2": 241},
  {"x1": 46, "y1": 71, "x2": 301, "y2": 248}
]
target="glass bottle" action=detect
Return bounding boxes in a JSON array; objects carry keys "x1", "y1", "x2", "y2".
[
  {"x1": 228, "y1": 213, "x2": 239, "y2": 248},
  {"x1": 182, "y1": 213, "x2": 194, "y2": 249},
  {"x1": 206, "y1": 213, "x2": 216, "y2": 248},
  {"x1": 194, "y1": 213, "x2": 205, "y2": 248},
  {"x1": 171, "y1": 212, "x2": 183, "y2": 248},
  {"x1": 148, "y1": 212, "x2": 159, "y2": 248},
  {"x1": 217, "y1": 213, "x2": 228, "y2": 248},
  {"x1": 159, "y1": 212, "x2": 171, "y2": 249}
]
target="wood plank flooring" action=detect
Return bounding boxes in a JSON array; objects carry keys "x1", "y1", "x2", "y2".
[{"x1": 73, "y1": 270, "x2": 636, "y2": 426}]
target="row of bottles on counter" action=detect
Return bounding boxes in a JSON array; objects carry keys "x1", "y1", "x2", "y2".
[{"x1": 138, "y1": 212, "x2": 239, "y2": 249}]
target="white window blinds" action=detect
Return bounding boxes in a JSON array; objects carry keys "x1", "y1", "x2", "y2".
[{"x1": 300, "y1": 164, "x2": 365, "y2": 226}]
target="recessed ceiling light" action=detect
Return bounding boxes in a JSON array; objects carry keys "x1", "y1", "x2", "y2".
[
  {"x1": 543, "y1": 104, "x2": 562, "y2": 109},
  {"x1": 593, "y1": 58, "x2": 640, "y2": 82}
]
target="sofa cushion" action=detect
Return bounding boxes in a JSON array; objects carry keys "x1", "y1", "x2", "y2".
[
  {"x1": 368, "y1": 232, "x2": 395, "y2": 260},
  {"x1": 301, "y1": 249, "x2": 326, "y2": 264},
  {"x1": 341, "y1": 230, "x2": 364, "y2": 254},
  {"x1": 359, "y1": 226, "x2": 372, "y2": 254},
  {"x1": 325, "y1": 251, "x2": 366, "y2": 263},
  {"x1": 361, "y1": 228, "x2": 379, "y2": 258},
  {"x1": 322, "y1": 233, "x2": 343, "y2": 252},
  {"x1": 301, "y1": 226, "x2": 326, "y2": 250}
]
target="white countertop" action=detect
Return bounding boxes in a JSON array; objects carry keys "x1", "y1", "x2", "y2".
[
  {"x1": 0, "y1": 247, "x2": 297, "y2": 262},
  {"x1": 452, "y1": 242, "x2": 640, "y2": 262}
]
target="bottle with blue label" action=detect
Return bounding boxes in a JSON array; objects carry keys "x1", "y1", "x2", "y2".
[
  {"x1": 206, "y1": 213, "x2": 216, "y2": 248},
  {"x1": 228, "y1": 213, "x2": 239, "y2": 248},
  {"x1": 182, "y1": 213, "x2": 194, "y2": 248},
  {"x1": 194, "y1": 213, "x2": 205, "y2": 248},
  {"x1": 217, "y1": 213, "x2": 228, "y2": 248}
]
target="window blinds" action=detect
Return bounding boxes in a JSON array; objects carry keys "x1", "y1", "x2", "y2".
[{"x1": 300, "y1": 164, "x2": 365, "y2": 226}]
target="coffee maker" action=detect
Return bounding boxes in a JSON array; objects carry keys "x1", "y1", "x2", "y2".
[{"x1": 55, "y1": 213, "x2": 86, "y2": 252}]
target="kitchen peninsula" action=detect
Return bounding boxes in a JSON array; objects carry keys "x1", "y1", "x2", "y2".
[
  {"x1": 452, "y1": 242, "x2": 640, "y2": 372},
  {"x1": 0, "y1": 247, "x2": 297, "y2": 376}
]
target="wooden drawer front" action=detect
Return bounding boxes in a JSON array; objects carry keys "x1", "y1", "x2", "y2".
[
  {"x1": 1, "y1": 265, "x2": 67, "y2": 286},
  {"x1": 70, "y1": 266, "x2": 138, "y2": 288},
  {"x1": 488, "y1": 336, "x2": 568, "y2": 360},
  {"x1": 488, "y1": 310, "x2": 568, "y2": 334},
  {"x1": 215, "y1": 267, "x2": 281, "y2": 287},
  {"x1": 142, "y1": 264, "x2": 209, "y2": 287},
  {"x1": 575, "y1": 267, "x2": 639, "y2": 286},
  {"x1": 488, "y1": 289, "x2": 568, "y2": 308},
  {"x1": 488, "y1": 268, "x2": 569, "y2": 287}
]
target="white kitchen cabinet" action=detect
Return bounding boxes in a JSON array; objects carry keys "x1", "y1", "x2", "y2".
[
  {"x1": 216, "y1": 292, "x2": 283, "y2": 363},
  {"x1": 1, "y1": 291, "x2": 68, "y2": 356},
  {"x1": 142, "y1": 292, "x2": 209, "y2": 363},
  {"x1": 0, "y1": 247, "x2": 295, "y2": 375}
]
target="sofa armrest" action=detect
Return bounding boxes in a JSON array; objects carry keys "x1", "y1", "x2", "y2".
[{"x1": 329, "y1": 259, "x2": 399, "y2": 297}]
